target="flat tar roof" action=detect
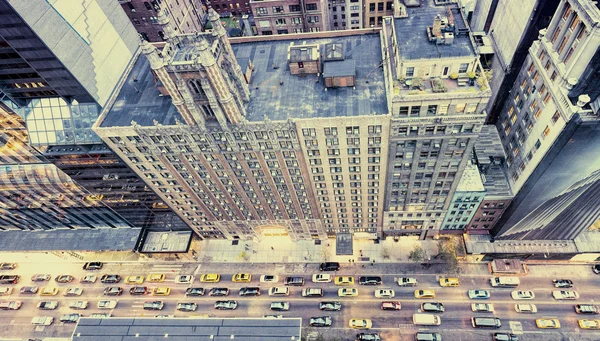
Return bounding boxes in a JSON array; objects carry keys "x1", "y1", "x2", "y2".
[
  {"x1": 0, "y1": 228, "x2": 141, "y2": 252},
  {"x1": 395, "y1": 0, "x2": 475, "y2": 60},
  {"x1": 73, "y1": 317, "x2": 302, "y2": 341}
]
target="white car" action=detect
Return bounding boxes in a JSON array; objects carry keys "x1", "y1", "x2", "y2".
[
  {"x1": 97, "y1": 300, "x2": 118, "y2": 309},
  {"x1": 175, "y1": 275, "x2": 195, "y2": 284},
  {"x1": 268, "y1": 287, "x2": 290, "y2": 296},
  {"x1": 515, "y1": 304, "x2": 538, "y2": 313},
  {"x1": 260, "y1": 275, "x2": 279, "y2": 283},
  {"x1": 68, "y1": 301, "x2": 88, "y2": 310},
  {"x1": 64, "y1": 287, "x2": 83, "y2": 296},
  {"x1": 80, "y1": 275, "x2": 97, "y2": 284},
  {"x1": 374, "y1": 289, "x2": 395, "y2": 298},
  {"x1": 552, "y1": 290, "x2": 579, "y2": 300},
  {"x1": 471, "y1": 303, "x2": 494, "y2": 312},
  {"x1": 31, "y1": 316, "x2": 54, "y2": 326},
  {"x1": 312, "y1": 274, "x2": 332, "y2": 283},
  {"x1": 511, "y1": 290, "x2": 535, "y2": 300}
]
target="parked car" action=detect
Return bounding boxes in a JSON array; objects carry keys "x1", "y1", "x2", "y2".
[
  {"x1": 359, "y1": 276, "x2": 382, "y2": 285},
  {"x1": 319, "y1": 301, "x2": 342, "y2": 311},
  {"x1": 414, "y1": 289, "x2": 435, "y2": 299},
  {"x1": 39, "y1": 287, "x2": 59, "y2": 296},
  {"x1": 357, "y1": 333, "x2": 381, "y2": 341},
  {"x1": 185, "y1": 288, "x2": 205, "y2": 296},
  {"x1": 153, "y1": 287, "x2": 171, "y2": 296},
  {"x1": 268, "y1": 287, "x2": 289, "y2": 296},
  {"x1": 0, "y1": 263, "x2": 17, "y2": 270},
  {"x1": 199, "y1": 274, "x2": 220, "y2": 283},
  {"x1": 214, "y1": 300, "x2": 237, "y2": 310},
  {"x1": 334, "y1": 276, "x2": 354, "y2": 286},
  {"x1": 147, "y1": 273, "x2": 166, "y2": 283},
  {"x1": 31, "y1": 316, "x2": 53, "y2": 326},
  {"x1": 0, "y1": 301, "x2": 22, "y2": 310},
  {"x1": 593, "y1": 264, "x2": 600, "y2": 274},
  {"x1": 0, "y1": 275, "x2": 20, "y2": 284},
  {"x1": 0, "y1": 287, "x2": 12, "y2": 296},
  {"x1": 309, "y1": 316, "x2": 332, "y2": 327},
  {"x1": 579, "y1": 319, "x2": 600, "y2": 329},
  {"x1": 83, "y1": 262, "x2": 103, "y2": 270},
  {"x1": 552, "y1": 279, "x2": 573, "y2": 288},
  {"x1": 59, "y1": 313, "x2": 80, "y2": 323},
  {"x1": 493, "y1": 333, "x2": 519, "y2": 341},
  {"x1": 20, "y1": 286, "x2": 39, "y2": 294}
]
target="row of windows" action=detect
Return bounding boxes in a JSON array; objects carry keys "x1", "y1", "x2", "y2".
[{"x1": 397, "y1": 103, "x2": 477, "y2": 117}]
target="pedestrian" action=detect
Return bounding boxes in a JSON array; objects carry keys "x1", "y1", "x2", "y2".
[
  {"x1": 271, "y1": 246, "x2": 274, "y2": 250},
  {"x1": 348, "y1": 259, "x2": 351, "y2": 263},
  {"x1": 371, "y1": 259, "x2": 375, "y2": 266},
  {"x1": 327, "y1": 243, "x2": 330, "y2": 247},
  {"x1": 352, "y1": 259, "x2": 355, "y2": 263}
]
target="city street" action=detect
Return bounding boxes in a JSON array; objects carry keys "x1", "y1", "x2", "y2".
[{"x1": 1, "y1": 261, "x2": 600, "y2": 340}]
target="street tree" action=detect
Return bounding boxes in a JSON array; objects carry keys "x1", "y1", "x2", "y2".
[
  {"x1": 437, "y1": 238, "x2": 460, "y2": 273},
  {"x1": 409, "y1": 245, "x2": 427, "y2": 263}
]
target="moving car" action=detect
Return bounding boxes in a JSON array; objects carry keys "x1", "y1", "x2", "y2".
[
  {"x1": 536, "y1": 318, "x2": 561, "y2": 329},
  {"x1": 260, "y1": 275, "x2": 279, "y2": 283},
  {"x1": 312, "y1": 274, "x2": 332, "y2": 283},
  {"x1": 232, "y1": 274, "x2": 251, "y2": 283},
  {"x1": 37, "y1": 301, "x2": 58, "y2": 310},
  {"x1": 129, "y1": 286, "x2": 148, "y2": 295},
  {"x1": 153, "y1": 287, "x2": 171, "y2": 296},
  {"x1": 80, "y1": 275, "x2": 97, "y2": 284},
  {"x1": 200, "y1": 274, "x2": 220, "y2": 283},
  {"x1": 552, "y1": 290, "x2": 579, "y2": 300},
  {"x1": 103, "y1": 287, "x2": 123, "y2": 296},
  {"x1": 468, "y1": 290, "x2": 490, "y2": 299},
  {"x1": 143, "y1": 301, "x2": 164, "y2": 310},
  {"x1": 358, "y1": 276, "x2": 382, "y2": 285},
  {"x1": 493, "y1": 333, "x2": 519, "y2": 341},
  {"x1": 31, "y1": 274, "x2": 51, "y2": 282},
  {"x1": 209, "y1": 288, "x2": 229, "y2": 296},
  {"x1": 214, "y1": 300, "x2": 237, "y2": 310},
  {"x1": 575, "y1": 304, "x2": 599, "y2": 314},
  {"x1": 515, "y1": 304, "x2": 537, "y2": 313},
  {"x1": 302, "y1": 288, "x2": 323, "y2": 297},
  {"x1": 338, "y1": 288, "x2": 358, "y2": 297},
  {"x1": 349, "y1": 318, "x2": 372, "y2": 329},
  {"x1": 147, "y1": 273, "x2": 166, "y2": 283},
  {"x1": 64, "y1": 287, "x2": 83, "y2": 296},
  {"x1": 100, "y1": 275, "x2": 121, "y2": 284},
  {"x1": 0, "y1": 301, "x2": 22, "y2": 310},
  {"x1": 177, "y1": 302, "x2": 197, "y2": 311},
  {"x1": 175, "y1": 275, "x2": 194, "y2": 284},
  {"x1": 20, "y1": 286, "x2": 39, "y2": 294},
  {"x1": 439, "y1": 277, "x2": 460, "y2": 287},
  {"x1": 511, "y1": 290, "x2": 535, "y2": 300},
  {"x1": 90, "y1": 313, "x2": 111, "y2": 318},
  {"x1": 39, "y1": 287, "x2": 59, "y2": 296},
  {"x1": 124, "y1": 276, "x2": 144, "y2": 285},
  {"x1": 357, "y1": 333, "x2": 381, "y2": 341},
  {"x1": 319, "y1": 262, "x2": 340, "y2": 271},
  {"x1": 578, "y1": 319, "x2": 600, "y2": 329},
  {"x1": 69, "y1": 301, "x2": 88, "y2": 310},
  {"x1": 319, "y1": 301, "x2": 342, "y2": 311},
  {"x1": 97, "y1": 300, "x2": 117, "y2": 309},
  {"x1": 0, "y1": 275, "x2": 20, "y2": 284},
  {"x1": 83, "y1": 262, "x2": 103, "y2": 270},
  {"x1": 239, "y1": 287, "x2": 261, "y2": 296},
  {"x1": 414, "y1": 314, "x2": 442, "y2": 326},
  {"x1": 593, "y1": 264, "x2": 600, "y2": 274},
  {"x1": 55, "y1": 275, "x2": 74, "y2": 283},
  {"x1": 0, "y1": 263, "x2": 17, "y2": 270},
  {"x1": 59, "y1": 313, "x2": 80, "y2": 323},
  {"x1": 374, "y1": 289, "x2": 395, "y2": 298},
  {"x1": 309, "y1": 316, "x2": 332, "y2": 327},
  {"x1": 421, "y1": 302, "x2": 445, "y2": 313},
  {"x1": 270, "y1": 302, "x2": 290, "y2": 311},
  {"x1": 268, "y1": 287, "x2": 289, "y2": 296},
  {"x1": 471, "y1": 303, "x2": 494, "y2": 312},
  {"x1": 397, "y1": 277, "x2": 418, "y2": 287},
  {"x1": 185, "y1": 288, "x2": 205, "y2": 296},
  {"x1": 381, "y1": 301, "x2": 401, "y2": 311},
  {"x1": 414, "y1": 289, "x2": 435, "y2": 299},
  {"x1": 552, "y1": 279, "x2": 573, "y2": 288},
  {"x1": 31, "y1": 316, "x2": 53, "y2": 326},
  {"x1": 334, "y1": 276, "x2": 354, "y2": 286}
]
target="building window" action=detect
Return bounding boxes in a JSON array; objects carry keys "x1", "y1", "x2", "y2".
[
  {"x1": 306, "y1": 3, "x2": 317, "y2": 10},
  {"x1": 427, "y1": 105, "x2": 437, "y2": 116},
  {"x1": 386, "y1": 1, "x2": 393, "y2": 10},
  {"x1": 256, "y1": 7, "x2": 267, "y2": 14},
  {"x1": 398, "y1": 106, "x2": 409, "y2": 117},
  {"x1": 543, "y1": 126, "x2": 550, "y2": 138},
  {"x1": 308, "y1": 16, "x2": 319, "y2": 23},
  {"x1": 369, "y1": 3, "x2": 375, "y2": 12},
  {"x1": 378, "y1": 2, "x2": 384, "y2": 11},
  {"x1": 551, "y1": 111, "x2": 560, "y2": 124},
  {"x1": 289, "y1": 5, "x2": 300, "y2": 12},
  {"x1": 458, "y1": 63, "x2": 469, "y2": 73},
  {"x1": 569, "y1": 15, "x2": 580, "y2": 31},
  {"x1": 543, "y1": 93, "x2": 551, "y2": 104},
  {"x1": 456, "y1": 103, "x2": 466, "y2": 113},
  {"x1": 272, "y1": 6, "x2": 284, "y2": 13},
  {"x1": 410, "y1": 106, "x2": 421, "y2": 116},
  {"x1": 551, "y1": 27, "x2": 561, "y2": 43},
  {"x1": 550, "y1": 71, "x2": 557, "y2": 82},
  {"x1": 562, "y1": 3, "x2": 571, "y2": 20},
  {"x1": 557, "y1": 37, "x2": 568, "y2": 54},
  {"x1": 405, "y1": 67, "x2": 415, "y2": 77},
  {"x1": 564, "y1": 47, "x2": 575, "y2": 64},
  {"x1": 576, "y1": 24, "x2": 586, "y2": 41},
  {"x1": 144, "y1": 2, "x2": 153, "y2": 10},
  {"x1": 275, "y1": 18, "x2": 286, "y2": 25},
  {"x1": 292, "y1": 17, "x2": 302, "y2": 25}
]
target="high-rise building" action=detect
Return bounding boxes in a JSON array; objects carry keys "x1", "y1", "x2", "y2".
[
  {"x1": 204, "y1": 0, "x2": 252, "y2": 16},
  {"x1": 120, "y1": 0, "x2": 207, "y2": 42},
  {"x1": 0, "y1": 0, "x2": 186, "y2": 231},
  {"x1": 249, "y1": 0, "x2": 328, "y2": 35}
]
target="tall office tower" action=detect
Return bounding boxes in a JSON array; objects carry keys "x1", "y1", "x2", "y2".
[
  {"x1": 0, "y1": 0, "x2": 186, "y2": 231},
  {"x1": 0, "y1": 104, "x2": 133, "y2": 231},
  {"x1": 379, "y1": 0, "x2": 491, "y2": 238},
  {"x1": 495, "y1": 0, "x2": 600, "y2": 195},
  {"x1": 470, "y1": 0, "x2": 560, "y2": 123},
  {"x1": 328, "y1": 0, "x2": 364, "y2": 30},
  {"x1": 120, "y1": 0, "x2": 207, "y2": 42},
  {"x1": 249, "y1": 0, "x2": 328, "y2": 35}
]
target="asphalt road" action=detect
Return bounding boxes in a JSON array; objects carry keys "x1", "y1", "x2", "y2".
[{"x1": 1, "y1": 261, "x2": 600, "y2": 341}]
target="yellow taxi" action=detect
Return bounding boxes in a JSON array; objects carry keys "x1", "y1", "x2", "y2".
[
  {"x1": 578, "y1": 319, "x2": 600, "y2": 330},
  {"x1": 349, "y1": 318, "x2": 372, "y2": 329},
  {"x1": 439, "y1": 277, "x2": 460, "y2": 287},
  {"x1": 414, "y1": 289, "x2": 436, "y2": 299},
  {"x1": 146, "y1": 274, "x2": 166, "y2": 283},
  {"x1": 536, "y1": 318, "x2": 561, "y2": 329},
  {"x1": 337, "y1": 288, "x2": 358, "y2": 297},
  {"x1": 153, "y1": 287, "x2": 171, "y2": 296},
  {"x1": 39, "y1": 287, "x2": 59, "y2": 296},
  {"x1": 125, "y1": 276, "x2": 145, "y2": 285},
  {"x1": 232, "y1": 274, "x2": 252, "y2": 283},
  {"x1": 200, "y1": 274, "x2": 221, "y2": 283},
  {"x1": 334, "y1": 276, "x2": 354, "y2": 286}
]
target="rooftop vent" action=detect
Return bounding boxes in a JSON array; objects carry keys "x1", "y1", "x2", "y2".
[{"x1": 427, "y1": 9, "x2": 456, "y2": 45}]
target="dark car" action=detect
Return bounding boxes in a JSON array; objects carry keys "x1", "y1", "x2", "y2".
[
  {"x1": 319, "y1": 301, "x2": 341, "y2": 311},
  {"x1": 83, "y1": 262, "x2": 103, "y2": 270},
  {"x1": 358, "y1": 276, "x2": 382, "y2": 285},
  {"x1": 357, "y1": 333, "x2": 381, "y2": 341},
  {"x1": 100, "y1": 274, "x2": 121, "y2": 284},
  {"x1": 493, "y1": 333, "x2": 518, "y2": 341},
  {"x1": 319, "y1": 262, "x2": 340, "y2": 271},
  {"x1": 553, "y1": 279, "x2": 573, "y2": 288},
  {"x1": 103, "y1": 287, "x2": 123, "y2": 296},
  {"x1": 0, "y1": 275, "x2": 20, "y2": 284},
  {"x1": 239, "y1": 287, "x2": 261, "y2": 296},
  {"x1": 593, "y1": 264, "x2": 600, "y2": 274},
  {"x1": 209, "y1": 288, "x2": 229, "y2": 296},
  {"x1": 0, "y1": 263, "x2": 17, "y2": 270},
  {"x1": 129, "y1": 286, "x2": 148, "y2": 295},
  {"x1": 185, "y1": 288, "x2": 205, "y2": 296},
  {"x1": 421, "y1": 302, "x2": 445, "y2": 313},
  {"x1": 59, "y1": 313, "x2": 80, "y2": 323},
  {"x1": 309, "y1": 316, "x2": 332, "y2": 327},
  {"x1": 55, "y1": 275, "x2": 74, "y2": 283}
]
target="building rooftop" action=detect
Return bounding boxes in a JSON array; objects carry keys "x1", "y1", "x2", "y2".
[
  {"x1": 394, "y1": 0, "x2": 476, "y2": 60},
  {"x1": 474, "y1": 125, "x2": 512, "y2": 197},
  {"x1": 99, "y1": 55, "x2": 183, "y2": 128},
  {"x1": 464, "y1": 234, "x2": 582, "y2": 255},
  {"x1": 234, "y1": 33, "x2": 388, "y2": 121},
  {"x1": 456, "y1": 163, "x2": 485, "y2": 192},
  {"x1": 73, "y1": 317, "x2": 302, "y2": 341}
]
